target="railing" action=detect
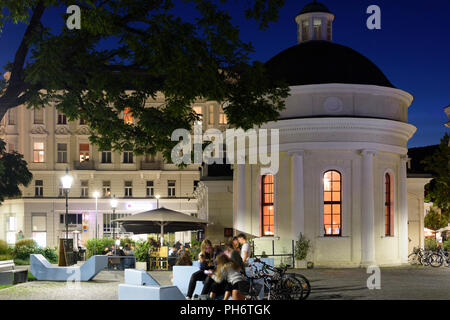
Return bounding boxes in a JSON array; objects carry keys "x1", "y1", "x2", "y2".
[
  {"x1": 251, "y1": 239, "x2": 296, "y2": 268},
  {"x1": 140, "y1": 160, "x2": 162, "y2": 170},
  {"x1": 74, "y1": 160, "x2": 95, "y2": 170}
]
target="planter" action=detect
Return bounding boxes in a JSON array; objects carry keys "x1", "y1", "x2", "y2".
[
  {"x1": 295, "y1": 260, "x2": 307, "y2": 269},
  {"x1": 136, "y1": 262, "x2": 147, "y2": 270}
]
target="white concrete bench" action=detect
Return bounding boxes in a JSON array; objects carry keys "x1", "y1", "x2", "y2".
[
  {"x1": 118, "y1": 269, "x2": 185, "y2": 300},
  {"x1": 0, "y1": 260, "x2": 28, "y2": 285},
  {"x1": 30, "y1": 254, "x2": 108, "y2": 281}
]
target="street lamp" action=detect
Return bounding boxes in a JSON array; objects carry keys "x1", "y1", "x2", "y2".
[
  {"x1": 60, "y1": 168, "x2": 73, "y2": 240},
  {"x1": 155, "y1": 194, "x2": 160, "y2": 209},
  {"x1": 110, "y1": 195, "x2": 118, "y2": 255},
  {"x1": 93, "y1": 191, "x2": 100, "y2": 255}
]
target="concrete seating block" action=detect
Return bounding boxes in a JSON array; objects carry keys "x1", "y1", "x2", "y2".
[
  {"x1": 124, "y1": 269, "x2": 160, "y2": 287},
  {"x1": 172, "y1": 265, "x2": 203, "y2": 296},
  {"x1": 118, "y1": 284, "x2": 186, "y2": 300},
  {"x1": 30, "y1": 254, "x2": 108, "y2": 281}
]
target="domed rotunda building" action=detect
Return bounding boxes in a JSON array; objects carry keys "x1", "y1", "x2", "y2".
[{"x1": 233, "y1": 1, "x2": 418, "y2": 267}]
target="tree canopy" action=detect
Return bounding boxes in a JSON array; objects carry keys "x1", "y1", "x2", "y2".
[
  {"x1": 0, "y1": 140, "x2": 33, "y2": 204},
  {"x1": 0, "y1": 0, "x2": 289, "y2": 160},
  {"x1": 423, "y1": 133, "x2": 450, "y2": 214}
]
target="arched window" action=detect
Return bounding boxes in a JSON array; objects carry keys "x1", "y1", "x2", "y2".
[
  {"x1": 384, "y1": 173, "x2": 393, "y2": 236},
  {"x1": 261, "y1": 174, "x2": 275, "y2": 236},
  {"x1": 323, "y1": 170, "x2": 342, "y2": 236}
]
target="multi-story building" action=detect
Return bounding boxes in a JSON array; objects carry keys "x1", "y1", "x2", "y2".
[{"x1": 0, "y1": 93, "x2": 229, "y2": 248}]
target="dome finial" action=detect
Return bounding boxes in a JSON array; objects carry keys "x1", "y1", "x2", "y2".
[{"x1": 295, "y1": 2, "x2": 335, "y2": 44}]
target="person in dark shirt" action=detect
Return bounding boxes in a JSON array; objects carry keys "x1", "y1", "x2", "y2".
[{"x1": 186, "y1": 239, "x2": 213, "y2": 299}]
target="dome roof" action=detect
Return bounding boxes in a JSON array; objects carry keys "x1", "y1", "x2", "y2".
[
  {"x1": 298, "y1": 1, "x2": 331, "y2": 15},
  {"x1": 265, "y1": 41, "x2": 395, "y2": 88}
]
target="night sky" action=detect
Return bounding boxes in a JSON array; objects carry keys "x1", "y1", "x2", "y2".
[{"x1": 1, "y1": 0, "x2": 449, "y2": 147}]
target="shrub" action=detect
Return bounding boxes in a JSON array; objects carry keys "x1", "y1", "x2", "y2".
[
  {"x1": 11, "y1": 239, "x2": 58, "y2": 263},
  {"x1": 37, "y1": 247, "x2": 58, "y2": 264},
  {"x1": 442, "y1": 240, "x2": 450, "y2": 251},
  {"x1": 13, "y1": 258, "x2": 30, "y2": 265},
  {"x1": 12, "y1": 239, "x2": 38, "y2": 261},
  {"x1": 86, "y1": 238, "x2": 115, "y2": 258},
  {"x1": 134, "y1": 240, "x2": 152, "y2": 262},
  {"x1": 0, "y1": 254, "x2": 12, "y2": 261},
  {"x1": 425, "y1": 238, "x2": 438, "y2": 251},
  {"x1": 0, "y1": 240, "x2": 9, "y2": 255},
  {"x1": 120, "y1": 238, "x2": 135, "y2": 247},
  {"x1": 294, "y1": 233, "x2": 311, "y2": 261}
]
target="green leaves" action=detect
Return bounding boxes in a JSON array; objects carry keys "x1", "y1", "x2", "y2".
[
  {"x1": 1, "y1": 0, "x2": 289, "y2": 160},
  {"x1": 0, "y1": 140, "x2": 33, "y2": 204},
  {"x1": 423, "y1": 133, "x2": 450, "y2": 213}
]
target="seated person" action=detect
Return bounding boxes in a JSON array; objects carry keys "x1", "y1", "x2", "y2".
[
  {"x1": 186, "y1": 239, "x2": 213, "y2": 299},
  {"x1": 175, "y1": 251, "x2": 192, "y2": 266},
  {"x1": 210, "y1": 253, "x2": 249, "y2": 300}
]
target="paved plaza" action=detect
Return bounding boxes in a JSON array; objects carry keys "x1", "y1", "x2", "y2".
[{"x1": 0, "y1": 266, "x2": 448, "y2": 300}]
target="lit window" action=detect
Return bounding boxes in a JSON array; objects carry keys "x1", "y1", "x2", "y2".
[
  {"x1": 208, "y1": 105, "x2": 215, "y2": 125},
  {"x1": 57, "y1": 143, "x2": 67, "y2": 163},
  {"x1": 33, "y1": 142, "x2": 45, "y2": 163},
  {"x1": 34, "y1": 109, "x2": 44, "y2": 124},
  {"x1": 302, "y1": 20, "x2": 309, "y2": 41},
  {"x1": 261, "y1": 174, "x2": 275, "y2": 236},
  {"x1": 168, "y1": 180, "x2": 176, "y2": 197},
  {"x1": 57, "y1": 111, "x2": 67, "y2": 125},
  {"x1": 79, "y1": 143, "x2": 90, "y2": 162},
  {"x1": 313, "y1": 18, "x2": 322, "y2": 40},
  {"x1": 219, "y1": 106, "x2": 227, "y2": 124},
  {"x1": 123, "y1": 107, "x2": 133, "y2": 124},
  {"x1": 323, "y1": 170, "x2": 341, "y2": 236},
  {"x1": 385, "y1": 173, "x2": 393, "y2": 236},
  {"x1": 193, "y1": 106, "x2": 203, "y2": 125}
]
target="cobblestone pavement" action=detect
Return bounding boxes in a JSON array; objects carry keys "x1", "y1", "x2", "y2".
[{"x1": 0, "y1": 266, "x2": 448, "y2": 300}]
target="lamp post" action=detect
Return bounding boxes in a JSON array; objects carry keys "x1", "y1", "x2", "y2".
[
  {"x1": 155, "y1": 194, "x2": 160, "y2": 209},
  {"x1": 110, "y1": 195, "x2": 118, "y2": 255},
  {"x1": 93, "y1": 191, "x2": 100, "y2": 255},
  {"x1": 60, "y1": 168, "x2": 73, "y2": 240}
]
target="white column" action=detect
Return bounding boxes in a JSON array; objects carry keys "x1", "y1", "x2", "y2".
[
  {"x1": 361, "y1": 150, "x2": 376, "y2": 266},
  {"x1": 235, "y1": 164, "x2": 246, "y2": 233},
  {"x1": 399, "y1": 155, "x2": 409, "y2": 263},
  {"x1": 288, "y1": 151, "x2": 305, "y2": 240}
]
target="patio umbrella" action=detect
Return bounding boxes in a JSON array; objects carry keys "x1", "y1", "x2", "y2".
[{"x1": 112, "y1": 207, "x2": 208, "y2": 246}]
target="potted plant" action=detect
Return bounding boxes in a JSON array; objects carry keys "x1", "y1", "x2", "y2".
[{"x1": 294, "y1": 233, "x2": 311, "y2": 269}]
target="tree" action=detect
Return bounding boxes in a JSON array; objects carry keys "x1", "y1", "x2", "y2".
[
  {"x1": 423, "y1": 133, "x2": 450, "y2": 215},
  {"x1": 424, "y1": 208, "x2": 448, "y2": 240},
  {"x1": 0, "y1": 0, "x2": 289, "y2": 160},
  {"x1": 0, "y1": 140, "x2": 33, "y2": 204}
]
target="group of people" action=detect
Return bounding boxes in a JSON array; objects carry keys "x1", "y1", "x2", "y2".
[
  {"x1": 185, "y1": 233, "x2": 252, "y2": 300},
  {"x1": 103, "y1": 243, "x2": 136, "y2": 269}
]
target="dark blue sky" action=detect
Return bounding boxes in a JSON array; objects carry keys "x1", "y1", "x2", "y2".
[{"x1": 1, "y1": 0, "x2": 449, "y2": 147}]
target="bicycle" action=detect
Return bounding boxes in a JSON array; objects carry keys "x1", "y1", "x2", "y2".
[
  {"x1": 429, "y1": 248, "x2": 450, "y2": 268},
  {"x1": 247, "y1": 258, "x2": 310, "y2": 300}
]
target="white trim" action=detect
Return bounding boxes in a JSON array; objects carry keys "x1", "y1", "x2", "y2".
[{"x1": 288, "y1": 84, "x2": 414, "y2": 106}]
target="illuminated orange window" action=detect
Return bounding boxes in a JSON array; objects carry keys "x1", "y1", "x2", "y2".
[
  {"x1": 323, "y1": 170, "x2": 341, "y2": 236},
  {"x1": 385, "y1": 173, "x2": 393, "y2": 236},
  {"x1": 123, "y1": 107, "x2": 133, "y2": 124},
  {"x1": 261, "y1": 174, "x2": 275, "y2": 236},
  {"x1": 79, "y1": 143, "x2": 90, "y2": 162}
]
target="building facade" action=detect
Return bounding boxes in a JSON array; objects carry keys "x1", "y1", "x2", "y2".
[
  {"x1": 0, "y1": 92, "x2": 229, "y2": 248},
  {"x1": 231, "y1": 2, "x2": 427, "y2": 267}
]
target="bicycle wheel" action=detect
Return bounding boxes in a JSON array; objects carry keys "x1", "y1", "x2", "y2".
[
  {"x1": 429, "y1": 254, "x2": 443, "y2": 268},
  {"x1": 294, "y1": 274, "x2": 311, "y2": 300},
  {"x1": 408, "y1": 253, "x2": 419, "y2": 265},
  {"x1": 280, "y1": 276, "x2": 303, "y2": 300},
  {"x1": 420, "y1": 254, "x2": 430, "y2": 266}
]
